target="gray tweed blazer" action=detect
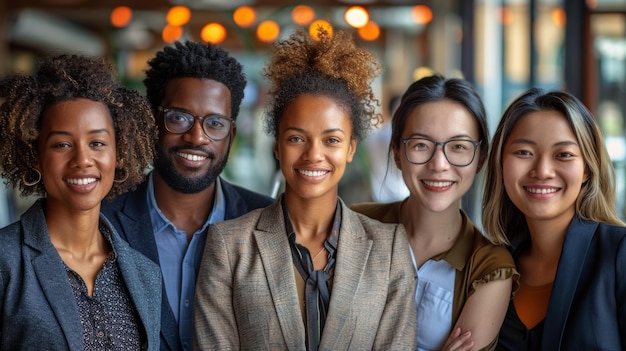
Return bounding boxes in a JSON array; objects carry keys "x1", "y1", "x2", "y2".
[{"x1": 194, "y1": 197, "x2": 417, "y2": 351}]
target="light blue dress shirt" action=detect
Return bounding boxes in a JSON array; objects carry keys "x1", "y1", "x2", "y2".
[
  {"x1": 409, "y1": 247, "x2": 455, "y2": 351},
  {"x1": 147, "y1": 174, "x2": 225, "y2": 351}
]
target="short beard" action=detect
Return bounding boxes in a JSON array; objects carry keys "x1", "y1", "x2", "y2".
[{"x1": 154, "y1": 145, "x2": 229, "y2": 194}]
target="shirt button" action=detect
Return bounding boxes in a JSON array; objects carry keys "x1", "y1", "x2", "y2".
[
  {"x1": 97, "y1": 331, "x2": 105, "y2": 338},
  {"x1": 184, "y1": 299, "x2": 190, "y2": 307}
]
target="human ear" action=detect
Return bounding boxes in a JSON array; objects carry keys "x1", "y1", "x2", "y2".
[{"x1": 346, "y1": 138, "x2": 357, "y2": 163}]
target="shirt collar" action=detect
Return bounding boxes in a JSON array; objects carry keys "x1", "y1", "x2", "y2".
[
  {"x1": 431, "y1": 210, "x2": 475, "y2": 271},
  {"x1": 98, "y1": 220, "x2": 117, "y2": 261},
  {"x1": 146, "y1": 172, "x2": 226, "y2": 234}
]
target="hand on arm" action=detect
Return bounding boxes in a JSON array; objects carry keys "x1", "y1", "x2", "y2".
[
  {"x1": 445, "y1": 277, "x2": 513, "y2": 351},
  {"x1": 442, "y1": 327, "x2": 473, "y2": 351}
]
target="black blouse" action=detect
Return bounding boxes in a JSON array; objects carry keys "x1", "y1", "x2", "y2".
[{"x1": 496, "y1": 300, "x2": 544, "y2": 351}]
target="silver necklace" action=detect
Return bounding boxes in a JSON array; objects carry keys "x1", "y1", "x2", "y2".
[{"x1": 312, "y1": 247, "x2": 326, "y2": 262}]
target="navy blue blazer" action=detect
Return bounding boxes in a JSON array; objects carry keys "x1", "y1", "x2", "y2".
[
  {"x1": 0, "y1": 199, "x2": 162, "y2": 350},
  {"x1": 101, "y1": 176, "x2": 274, "y2": 351},
  {"x1": 497, "y1": 216, "x2": 626, "y2": 350}
]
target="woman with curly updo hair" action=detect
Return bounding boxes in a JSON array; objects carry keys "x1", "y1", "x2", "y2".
[
  {"x1": 194, "y1": 29, "x2": 417, "y2": 350},
  {"x1": 0, "y1": 54, "x2": 161, "y2": 350}
]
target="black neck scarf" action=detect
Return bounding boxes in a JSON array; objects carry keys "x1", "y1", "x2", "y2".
[{"x1": 282, "y1": 197, "x2": 340, "y2": 351}]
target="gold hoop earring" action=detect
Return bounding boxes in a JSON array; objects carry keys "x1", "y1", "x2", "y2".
[
  {"x1": 114, "y1": 168, "x2": 129, "y2": 183},
  {"x1": 22, "y1": 169, "x2": 41, "y2": 187}
]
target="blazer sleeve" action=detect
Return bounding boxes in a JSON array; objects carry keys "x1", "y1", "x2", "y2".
[
  {"x1": 193, "y1": 222, "x2": 239, "y2": 350},
  {"x1": 618, "y1": 235, "x2": 626, "y2": 344},
  {"x1": 372, "y1": 224, "x2": 418, "y2": 350}
]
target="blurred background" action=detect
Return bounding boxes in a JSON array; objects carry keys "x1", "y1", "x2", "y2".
[{"x1": 0, "y1": 0, "x2": 625, "y2": 227}]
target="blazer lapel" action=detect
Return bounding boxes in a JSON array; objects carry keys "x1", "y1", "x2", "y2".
[
  {"x1": 118, "y1": 187, "x2": 181, "y2": 351},
  {"x1": 22, "y1": 203, "x2": 83, "y2": 351},
  {"x1": 320, "y1": 205, "x2": 372, "y2": 349},
  {"x1": 31, "y1": 254, "x2": 83, "y2": 351},
  {"x1": 542, "y1": 217, "x2": 597, "y2": 350},
  {"x1": 118, "y1": 187, "x2": 160, "y2": 263},
  {"x1": 222, "y1": 177, "x2": 247, "y2": 220},
  {"x1": 254, "y1": 202, "x2": 306, "y2": 350},
  {"x1": 110, "y1": 230, "x2": 159, "y2": 343}
]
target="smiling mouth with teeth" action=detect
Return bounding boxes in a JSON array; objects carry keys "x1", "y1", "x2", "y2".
[
  {"x1": 422, "y1": 180, "x2": 454, "y2": 187},
  {"x1": 177, "y1": 152, "x2": 207, "y2": 161},
  {"x1": 525, "y1": 187, "x2": 558, "y2": 194},
  {"x1": 65, "y1": 178, "x2": 97, "y2": 185},
  {"x1": 299, "y1": 169, "x2": 328, "y2": 177}
]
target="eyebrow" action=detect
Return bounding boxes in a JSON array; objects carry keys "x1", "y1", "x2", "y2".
[
  {"x1": 45, "y1": 128, "x2": 112, "y2": 140},
  {"x1": 166, "y1": 106, "x2": 229, "y2": 118},
  {"x1": 285, "y1": 127, "x2": 347, "y2": 135},
  {"x1": 509, "y1": 138, "x2": 578, "y2": 147},
  {"x1": 407, "y1": 132, "x2": 475, "y2": 139}
]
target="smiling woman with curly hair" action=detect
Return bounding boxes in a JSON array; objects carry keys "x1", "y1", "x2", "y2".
[
  {"x1": 0, "y1": 54, "x2": 161, "y2": 349},
  {"x1": 194, "y1": 29, "x2": 417, "y2": 350},
  {"x1": 262, "y1": 29, "x2": 381, "y2": 141},
  {"x1": 0, "y1": 55, "x2": 156, "y2": 199}
]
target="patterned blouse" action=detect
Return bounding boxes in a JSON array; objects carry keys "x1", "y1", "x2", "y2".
[{"x1": 64, "y1": 223, "x2": 143, "y2": 350}]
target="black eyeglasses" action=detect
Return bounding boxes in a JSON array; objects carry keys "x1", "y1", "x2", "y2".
[
  {"x1": 400, "y1": 137, "x2": 482, "y2": 167},
  {"x1": 158, "y1": 106, "x2": 234, "y2": 141}
]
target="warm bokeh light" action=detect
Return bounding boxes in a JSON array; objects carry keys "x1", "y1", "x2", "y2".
[
  {"x1": 413, "y1": 66, "x2": 435, "y2": 81},
  {"x1": 201, "y1": 22, "x2": 227, "y2": 44},
  {"x1": 308, "y1": 20, "x2": 333, "y2": 40},
  {"x1": 586, "y1": 0, "x2": 598, "y2": 9},
  {"x1": 412, "y1": 5, "x2": 433, "y2": 24},
  {"x1": 552, "y1": 8, "x2": 566, "y2": 27},
  {"x1": 499, "y1": 7, "x2": 514, "y2": 25},
  {"x1": 110, "y1": 6, "x2": 132, "y2": 28},
  {"x1": 344, "y1": 6, "x2": 369, "y2": 28},
  {"x1": 292, "y1": 5, "x2": 315, "y2": 25},
  {"x1": 233, "y1": 6, "x2": 256, "y2": 28},
  {"x1": 257, "y1": 20, "x2": 280, "y2": 42},
  {"x1": 162, "y1": 25, "x2": 183, "y2": 43},
  {"x1": 358, "y1": 21, "x2": 380, "y2": 41},
  {"x1": 167, "y1": 6, "x2": 191, "y2": 27}
]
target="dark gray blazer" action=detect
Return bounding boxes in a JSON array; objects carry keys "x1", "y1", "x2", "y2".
[
  {"x1": 497, "y1": 217, "x2": 626, "y2": 350},
  {"x1": 101, "y1": 176, "x2": 274, "y2": 351},
  {"x1": 0, "y1": 199, "x2": 162, "y2": 350}
]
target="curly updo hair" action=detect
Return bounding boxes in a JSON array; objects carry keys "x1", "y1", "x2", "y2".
[
  {"x1": 0, "y1": 54, "x2": 157, "y2": 200},
  {"x1": 144, "y1": 41, "x2": 247, "y2": 120},
  {"x1": 262, "y1": 29, "x2": 382, "y2": 141}
]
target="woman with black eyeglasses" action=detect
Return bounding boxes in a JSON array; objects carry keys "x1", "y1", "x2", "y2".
[{"x1": 352, "y1": 74, "x2": 519, "y2": 351}]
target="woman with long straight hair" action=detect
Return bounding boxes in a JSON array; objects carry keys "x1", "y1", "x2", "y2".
[{"x1": 483, "y1": 88, "x2": 626, "y2": 350}]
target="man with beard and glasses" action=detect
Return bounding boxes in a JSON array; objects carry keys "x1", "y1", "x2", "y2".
[{"x1": 102, "y1": 41, "x2": 274, "y2": 351}]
